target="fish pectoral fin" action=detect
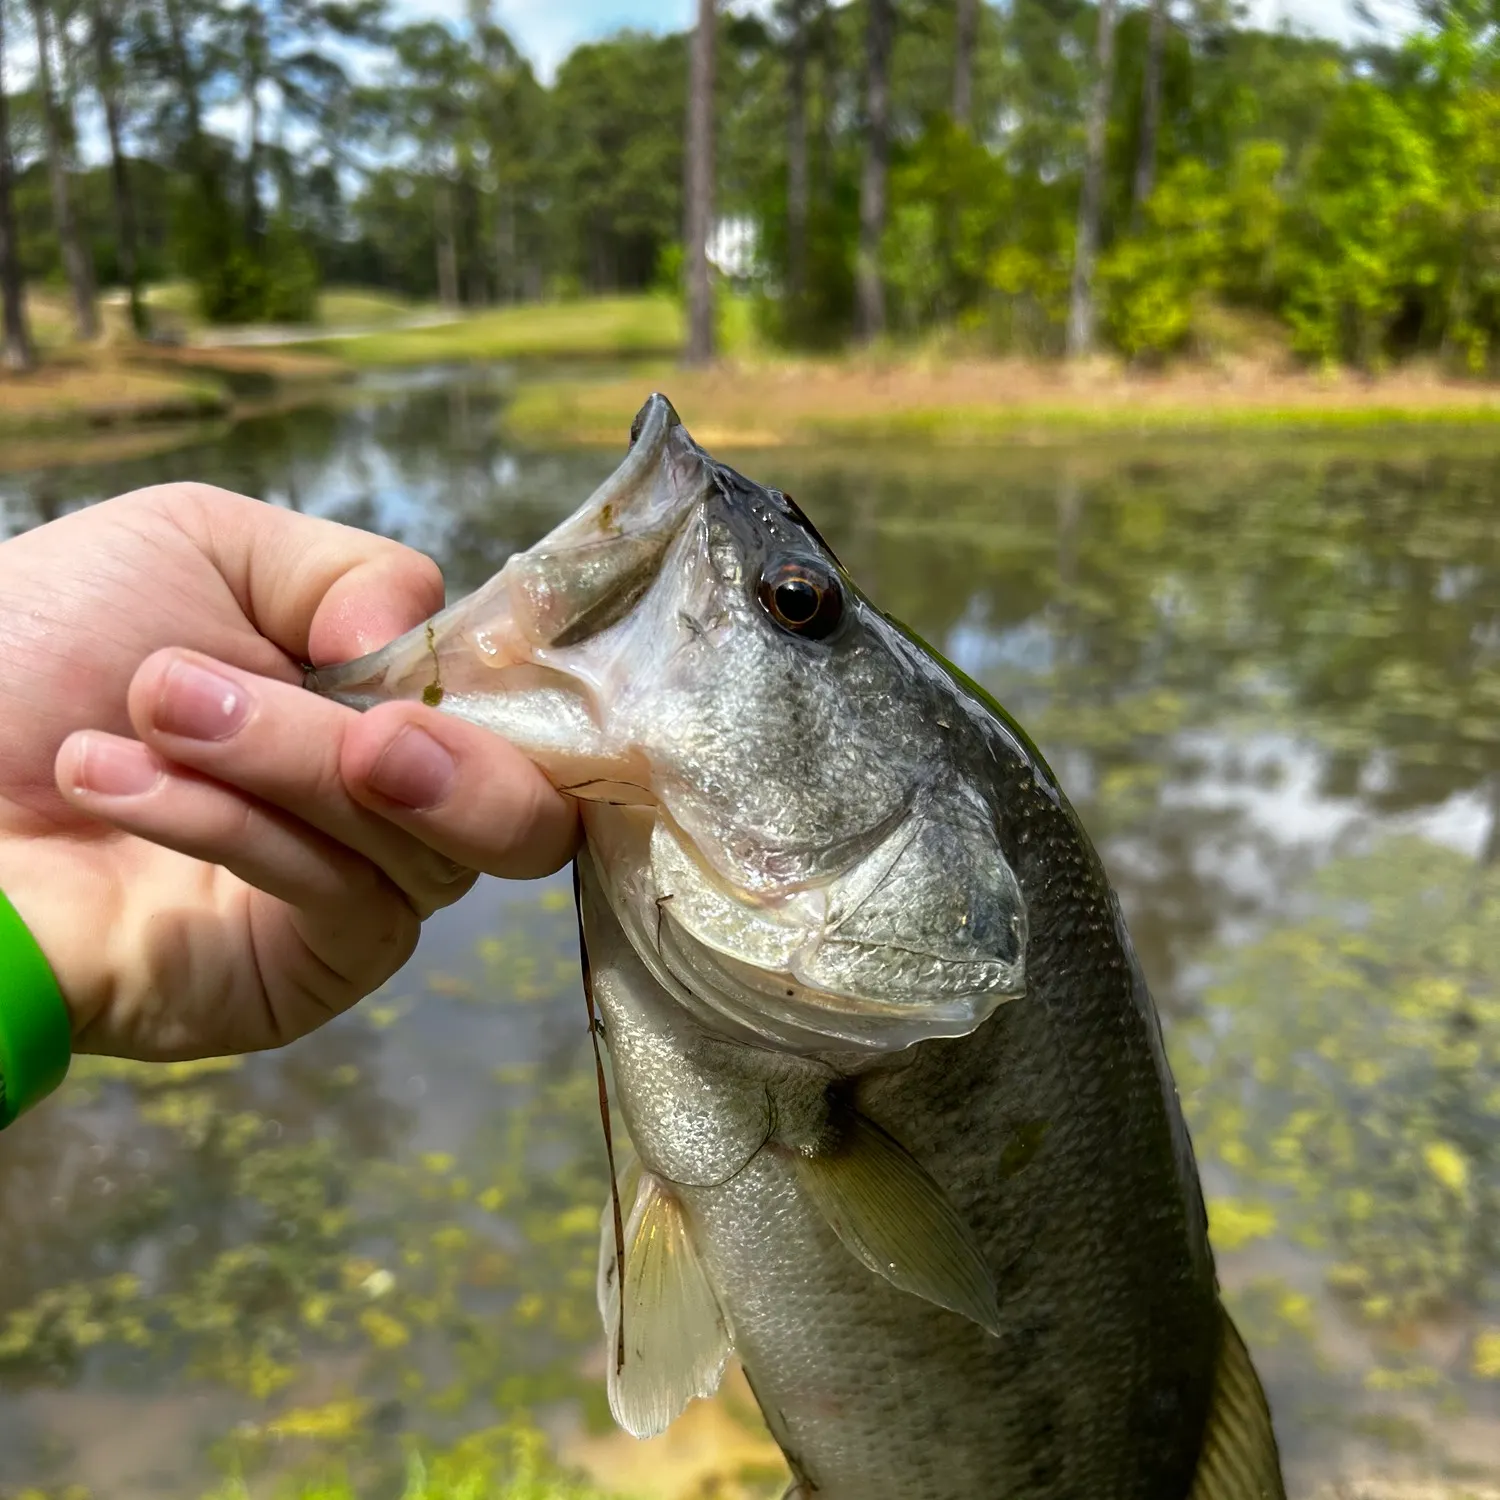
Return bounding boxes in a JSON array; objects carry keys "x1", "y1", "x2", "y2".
[
  {"x1": 789, "y1": 1108, "x2": 1001, "y2": 1336},
  {"x1": 1188, "y1": 1305, "x2": 1287, "y2": 1500},
  {"x1": 599, "y1": 1169, "x2": 732, "y2": 1440}
]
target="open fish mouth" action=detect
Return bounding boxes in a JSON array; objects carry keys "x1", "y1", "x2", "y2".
[{"x1": 305, "y1": 393, "x2": 708, "y2": 710}]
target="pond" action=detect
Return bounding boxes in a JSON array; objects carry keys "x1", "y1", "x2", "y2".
[{"x1": 1, "y1": 371, "x2": 1498, "y2": 1499}]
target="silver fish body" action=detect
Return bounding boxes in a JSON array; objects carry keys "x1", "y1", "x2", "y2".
[{"x1": 309, "y1": 396, "x2": 1285, "y2": 1500}]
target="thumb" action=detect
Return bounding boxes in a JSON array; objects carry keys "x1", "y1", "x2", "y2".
[
  {"x1": 161, "y1": 483, "x2": 447, "y2": 665},
  {"x1": 308, "y1": 550, "x2": 447, "y2": 665}
]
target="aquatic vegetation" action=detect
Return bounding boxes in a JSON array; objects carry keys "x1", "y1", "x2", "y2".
[
  {"x1": 1182, "y1": 835, "x2": 1500, "y2": 1332},
  {"x1": 204, "y1": 1421, "x2": 622, "y2": 1500},
  {"x1": 0, "y1": 894, "x2": 622, "y2": 1489}
]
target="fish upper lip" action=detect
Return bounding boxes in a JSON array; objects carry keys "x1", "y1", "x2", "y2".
[{"x1": 304, "y1": 392, "x2": 703, "y2": 699}]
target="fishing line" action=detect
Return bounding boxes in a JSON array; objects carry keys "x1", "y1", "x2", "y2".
[{"x1": 574, "y1": 859, "x2": 628, "y2": 1379}]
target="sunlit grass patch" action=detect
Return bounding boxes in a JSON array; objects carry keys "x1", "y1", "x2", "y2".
[
  {"x1": 143, "y1": 281, "x2": 421, "y2": 333},
  {"x1": 317, "y1": 287, "x2": 429, "y2": 329},
  {"x1": 311, "y1": 295, "x2": 688, "y2": 366}
]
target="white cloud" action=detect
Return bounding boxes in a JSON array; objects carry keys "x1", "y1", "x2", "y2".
[
  {"x1": 1243, "y1": 0, "x2": 1418, "y2": 44},
  {"x1": 394, "y1": 0, "x2": 1422, "y2": 78},
  {"x1": 392, "y1": 0, "x2": 695, "y2": 81}
]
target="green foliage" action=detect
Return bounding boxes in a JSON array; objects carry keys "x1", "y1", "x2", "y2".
[
  {"x1": 1280, "y1": 83, "x2": 1444, "y2": 368},
  {"x1": 1099, "y1": 143, "x2": 1284, "y2": 360},
  {"x1": 884, "y1": 119, "x2": 1010, "y2": 334},
  {"x1": 983, "y1": 208, "x2": 1075, "y2": 356},
  {"x1": 23, "y1": 0, "x2": 1500, "y2": 362},
  {"x1": 546, "y1": 32, "x2": 687, "y2": 295},
  {"x1": 1100, "y1": 160, "x2": 1229, "y2": 360},
  {"x1": 263, "y1": 218, "x2": 321, "y2": 323}
]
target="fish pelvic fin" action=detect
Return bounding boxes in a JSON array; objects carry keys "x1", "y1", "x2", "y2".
[
  {"x1": 598, "y1": 1167, "x2": 733, "y2": 1440},
  {"x1": 1188, "y1": 1304, "x2": 1287, "y2": 1500},
  {"x1": 789, "y1": 1107, "x2": 1002, "y2": 1337}
]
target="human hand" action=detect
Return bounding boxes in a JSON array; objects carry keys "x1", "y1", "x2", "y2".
[{"x1": 0, "y1": 485, "x2": 578, "y2": 1062}]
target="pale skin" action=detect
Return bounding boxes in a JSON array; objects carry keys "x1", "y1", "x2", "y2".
[{"x1": 0, "y1": 483, "x2": 579, "y2": 1063}]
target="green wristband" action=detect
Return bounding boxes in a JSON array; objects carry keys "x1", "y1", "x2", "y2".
[{"x1": 0, "y1": 888, "x2": 71, "y2": 1128}]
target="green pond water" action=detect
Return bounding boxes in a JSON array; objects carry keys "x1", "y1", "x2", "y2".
[{"x1": 1, "y1": 371, "x2": 1498, "y2": 1498}]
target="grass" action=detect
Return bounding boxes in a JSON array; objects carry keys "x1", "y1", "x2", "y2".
[
  {"x1": 310, "y1": 294, "x2": 688, "y2": 366},
  {"x1": 143, "y1": 280, "x2": 427, "y2": 333},
  {"x1": 0, "y1": 280, "x2": 358, "y2": 441},
  {"x1": 0, "y1": 352, "x2": 226, "y2": 435},
  {"x1": 316, "y1": 286, "x2": 428, "y2": 328},
  {"x1": 500, "y1": 354, "x2": 1500, "y2": 446}
]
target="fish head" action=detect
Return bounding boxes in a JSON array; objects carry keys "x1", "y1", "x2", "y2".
[{"x1": 309, "y1": 394, "x2": 1027, "y2": 1055}]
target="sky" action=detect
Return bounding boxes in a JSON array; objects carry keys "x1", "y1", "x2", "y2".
[{"x1": 396, "y1": 0, "x2": 1420, "y2": 82}]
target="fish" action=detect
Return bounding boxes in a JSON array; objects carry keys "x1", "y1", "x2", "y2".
[{"x1": 307, "y1": 394, "x2": 1286, "y2": 1500}]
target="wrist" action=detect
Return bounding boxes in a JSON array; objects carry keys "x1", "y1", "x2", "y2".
[
  {"x1": 0, "y1": 835, "x2": 100, "y2": 1046},
  {"x1": 0, "y1": 877, "x2": 73, "y2": 1126}
]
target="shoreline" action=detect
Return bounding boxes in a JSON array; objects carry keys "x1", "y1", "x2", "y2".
[
  {"x1": 0, "y1": 344, "x2": 350, "y2": 451},
  {"x1": 13, "y1": 331, "x2": 1500, "y2": 455},
  {"x1": 498, "y1": 358, "x2": 1500, "y2": 446}
]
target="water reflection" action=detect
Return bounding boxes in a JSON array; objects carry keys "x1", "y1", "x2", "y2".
[{"x1": 2, "y1": 378, "x2": 1499, "y2": 1496}]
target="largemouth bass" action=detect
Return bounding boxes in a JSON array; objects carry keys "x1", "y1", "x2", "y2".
[{"x1": 309, "y1": 395, "x2": 1285, "y2": 1500}]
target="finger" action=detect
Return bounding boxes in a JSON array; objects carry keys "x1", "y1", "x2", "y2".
[
  {"x1": 126, "y1": 648, "x2": 477, "y2": 918},
  {"x1": 55, "y1": 731, "x2": 421, "y2": 1034},
  {"x1": 131, "y1": 482, "x2": 446, "y2": 664},
  {"x1": 342, "y1": 702, "x2": 580, "y2": 880}
]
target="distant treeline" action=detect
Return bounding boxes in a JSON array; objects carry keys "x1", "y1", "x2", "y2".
[{"x1": 1, "y1": 0, "x2": 1498, "y2": 370}]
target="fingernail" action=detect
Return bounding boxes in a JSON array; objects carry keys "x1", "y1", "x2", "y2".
[
  {"x1": 74, "y1": 736, "x2": 161, "y2": 798},
  {"x1": 368, "y1": 727, "x2": 456, "y2": 810},
  {"x1": 154, "y1": 660, "x2": 250, "y2": 741}
]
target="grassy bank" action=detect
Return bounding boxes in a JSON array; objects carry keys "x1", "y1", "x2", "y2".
[
  {"x1": 0, "y1": 282, "x2": 354, "y2": 446},
  {"x1": 0, "y1": 354, "x2": 227, "y2": 436},
  {"x1": 305, "y1": 294, "x2": 688, "y2": 366},
  {"x1": 18, "y1": 287, "x2": 1500, "y2": 448},
  {"x1": 0, "y1": 342, "x2": 352, "y2": 447},
  {"x1": 500, "y1": 357, "x2": 1500, "y2": 446}
]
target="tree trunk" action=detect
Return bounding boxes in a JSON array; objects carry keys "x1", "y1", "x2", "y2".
[
  {"x1": 1480, "y1": 773, "x2": 1500, "y2": 868},
  {"x1": 684, "y1": 0, "x2": 716, "y2": 365},
  {"x1": 91, "y1": 0, "x2": 148, "y2": 337},
  {"x1": 953, "y1": 0, "x2": 978, "y2": 129},
  {"x1": 856, "y1": 0, "x2": 894, "y2": 343},
  {"x1": 31, "y1": 0, "x2": 100, "y2": 342},
  {"x1": 494, "y1": 185, "x2": 516, "y2": 303},
  {"x1": 239, "y1": 3, "x2": 268, "y2": 242},
  {"x1": 0, "y1": 2, "x2": 34, "y2": 370},
  {"x1": 244, "y1": 90, "x2": 263, "y2": 240},
  {"x1": 1066, "y1": 0, "x2": 1117, "y2": 359},
  {"x1": 436, "y1": 180, "x2": 460, "y2": 308},
  {"x1": 163, "y1": 0, "x2": 205, "y2": 151},
  {"x1": 1132, "y1": 0, "x2": 1167, "y2": 217},
  {"x1": 814, "y1": 2, "x2": 835, "y2": 202},
  {"x1": 786, "y1": 0, "x2": 811, "y2": 304}
]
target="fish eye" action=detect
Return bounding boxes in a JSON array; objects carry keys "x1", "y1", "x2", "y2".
[{"x1": 757, "y1": 558, "x2": 843, "y2": 640}]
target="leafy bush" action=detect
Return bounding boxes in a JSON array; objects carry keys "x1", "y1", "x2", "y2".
[
  {"x1": 1099, "y1": 144, "x2": 1284, "y2": 361},
  {"x1": 1280, "y1": 84, "x2": 1443, "y2": 368}
]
